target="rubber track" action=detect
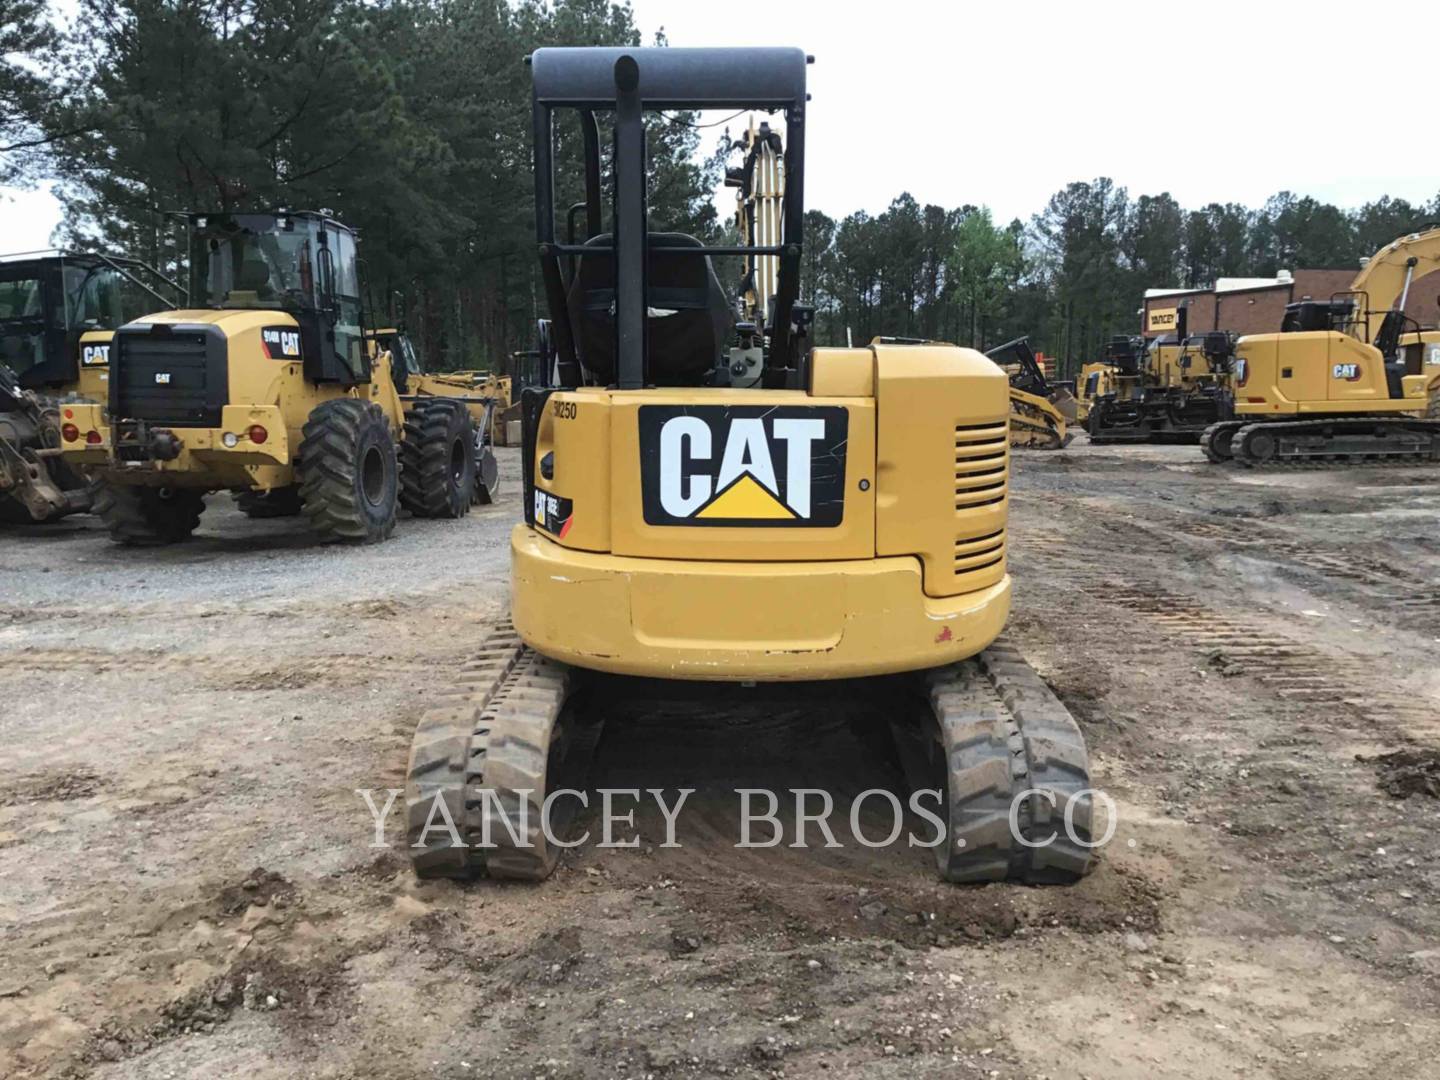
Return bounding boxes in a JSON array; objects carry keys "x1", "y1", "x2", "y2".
[
  {"x1": 405, "y1": 623, "x2": 579, "y2": 881},
  {"x1": 921, "y1": 638, "x2": 1093, "y2": 884},
  {"x1": 1009, "y1": 400, "x2": 1064, "y2": 450}
]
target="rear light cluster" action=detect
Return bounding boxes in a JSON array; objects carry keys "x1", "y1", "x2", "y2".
[
  {"x1": 59, "y1": 419, "x2": 102, "y2": 445},
  {"x1": 222, "y1": 425, "x2": 268, "y2": 448}
]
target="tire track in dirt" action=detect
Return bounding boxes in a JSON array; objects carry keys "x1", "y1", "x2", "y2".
[{"x1": 1013, "y1": 527, "x2": 1439, "y2": 743}]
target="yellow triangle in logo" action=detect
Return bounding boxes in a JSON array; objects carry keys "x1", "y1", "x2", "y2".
[{"x1": 695, "y1": 473, "x2": 796, "y2": 520}]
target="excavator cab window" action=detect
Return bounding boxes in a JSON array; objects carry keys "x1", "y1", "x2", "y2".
[{"x1": 1280, "y1": 299, "x2": 1353, "y2": 334}]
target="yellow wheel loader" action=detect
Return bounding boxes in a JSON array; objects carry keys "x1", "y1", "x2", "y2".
[
  {"x1": 1202, "y1": 227, "x2": 1440, "y2": 465},
  {"x1": 0, "y1": 251, "x2": 179, "y2": 523},
  {"x1": 985, "y1": 336, "x2": 1076, "y2": 449},
  {"x1": 61, "y1": 212, "x2": 482, "y2": 543},
  {"x1": 368, "y1": 327, "x2": 509, "y2": 504},
  {"x1": 404, "y1": 47, "x2": 1094, "y2": 886}
]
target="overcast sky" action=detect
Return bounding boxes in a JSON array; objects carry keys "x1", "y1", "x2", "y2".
[{"x1": 3, "y1": 0, "x2": 1435, "y2": 250}]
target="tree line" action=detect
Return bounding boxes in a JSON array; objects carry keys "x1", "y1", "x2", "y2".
[
  {"x1": 802, "y1": 185, "x2": 1440, "y2": 371},
  {"x1": 4, "y1": 0, "x2": 1438, "y2": 375}
]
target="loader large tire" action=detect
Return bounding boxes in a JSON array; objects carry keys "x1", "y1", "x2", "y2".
[
  {"x1": 95, "y1": 483, "x2": 205, "y2": 545},
  {"x1": 297, "y1": 399, "x2": 398, "y2": 544},
  {"x1": 399, "y1": 399, "x2": 475, "y2": 519},
  {"x1": 233, "y1": 485, "x2": 305, "y2": 518}
]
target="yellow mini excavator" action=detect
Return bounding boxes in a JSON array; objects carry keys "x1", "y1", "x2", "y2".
[
  {"x1": 0, "y1": 251, "x2": 179, "y2": 522},
  {"x1": 1202, "y1": 226, "x2": 1440, "y2": 465},
  {"x1": 404, "y1": 47, "x2": 1094, "y2": 886},
  {"x1": 985, "y1": 336, "x2": 1076, "y2": 449}
]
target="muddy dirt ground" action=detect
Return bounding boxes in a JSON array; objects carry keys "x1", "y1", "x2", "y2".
[{"x1": 2, "y1": 443, "x2": 1438, "y2": 1079}]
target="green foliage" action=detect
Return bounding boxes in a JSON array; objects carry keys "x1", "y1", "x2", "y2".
[
  {"x1": 803, "y1": 179, "x2": 1440, "y2": 373},
  {"x1": 0, "y1": 0, "x2": 64, "y2": 183},
  {"x1": 37, "y1": 0, "x2": 707, "y2": 372},
  {"x1": 18, "y1": 2, "x2": 1440, "y2": 375}
]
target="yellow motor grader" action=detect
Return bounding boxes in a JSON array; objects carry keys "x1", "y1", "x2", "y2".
[
  {"x1": 61, "y1": 212, "x2": 483, "y2": 541},
  {"x1": 404, "y1": 46, "x2": 1094, "y2": 887}
]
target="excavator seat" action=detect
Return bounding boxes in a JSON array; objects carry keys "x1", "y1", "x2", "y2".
[{"x1": 566, "y1": 232, "x2": 733, "y2": 386}]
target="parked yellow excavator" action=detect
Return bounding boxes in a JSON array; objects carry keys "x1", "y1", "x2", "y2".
[
  {"x1": 404, "y1": 46, "x2": 1094, "y2": 886},
  {"x1": 1203, "y1": 226, "x2": 1440, "y2": 464}
]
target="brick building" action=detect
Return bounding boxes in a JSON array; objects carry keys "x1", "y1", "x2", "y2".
[{"x1": 1141, "y1": 267, "x2": 1439, "y2": 340}]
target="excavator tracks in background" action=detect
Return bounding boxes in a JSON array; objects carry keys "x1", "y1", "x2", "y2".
[{"x1": 1203, "y1": 418, "x2": 1440, "y2": 467}]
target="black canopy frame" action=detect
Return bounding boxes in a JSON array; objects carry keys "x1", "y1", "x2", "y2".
[{"x1": 529, "y1": 46, "x2": 810, "y2": 389}]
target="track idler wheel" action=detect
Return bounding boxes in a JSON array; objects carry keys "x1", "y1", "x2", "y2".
[
  {"x1": 1200, "y1": 421, "x2": 1241, "y2": 463},
  {"x1": 1237, "y1": 424, "x2": 1278, "y2": 466}
]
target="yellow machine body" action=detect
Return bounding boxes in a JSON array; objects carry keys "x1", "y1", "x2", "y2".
[
  {"x1": 1076, "y1": 362, "x2": 1116, "y2": 422},
  {"x1": 74, "y1": 329, "x2": 115, "y2": 400},
  {"x1": 1234, "y1": 227, "x2": 1440, "y2": 419},
  {"x1": 61, "y1": 307, "x2": 403, "y2": 490},
  {"x1": 512, "y1": 342, "x2": 1013, "y2": 680},
  {"x1": 1151, "y1": 338, "x2": 1227, "y2": 389},
  {"x1": 1233, "y1": 331, "x2": 1429, "y2": 417},
  {"x1": 369, "y1": 326, "x2": 513, "y2": 427},
  {"x1": 1007, "y1": 386, "x2": 1073, "y2": 448}
]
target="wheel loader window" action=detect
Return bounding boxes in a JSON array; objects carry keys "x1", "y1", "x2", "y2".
[
  {"x1": 0, "y1": 277, "x2": 47, "y2": 376},
  {"x1": 328, "y1": 228, "x2": 365, "y2": 376},
  {"x1": 191, "y1": 215, "x2": 328, "y2": 312},
  {"x1": 61, "y1": 265, "x2": 133, "y2": 329}
]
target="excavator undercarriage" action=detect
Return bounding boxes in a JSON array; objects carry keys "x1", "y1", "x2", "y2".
[{"x1": 406, "y1": 623, "x2": 1094, "y2": 884}]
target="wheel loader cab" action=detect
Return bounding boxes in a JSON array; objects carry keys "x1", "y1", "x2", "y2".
[
  {"x1": 514, "y1": 47, "x2": 1014, "y2": 680},
  {"x1": 187, "y1": 212, "x2": 370, "y2": 386},
  {"x1": 57, "y1": 211, "x2": 477, "y2": 546},
  {"x1": 0, "y1": 252, "x2": 177, "y2": 399}
]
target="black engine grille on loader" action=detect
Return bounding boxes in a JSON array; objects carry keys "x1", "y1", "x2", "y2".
[{"x1": 111, "y1": 323, "x2": 228, "y2": 427}]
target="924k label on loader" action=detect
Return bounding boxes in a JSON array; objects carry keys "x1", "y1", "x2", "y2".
[{"x1": 639, "y1": 405, "x2": 848, "y2": 527}]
